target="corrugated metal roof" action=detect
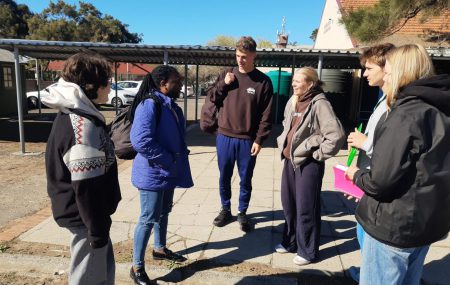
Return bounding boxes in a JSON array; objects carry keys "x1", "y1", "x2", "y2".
[
  {"x1": 0, "y1": 39, "x2": 365, "y2": 68},
  {"x1": 0, "y1": 39, "x2": 448, "y2": 69}
]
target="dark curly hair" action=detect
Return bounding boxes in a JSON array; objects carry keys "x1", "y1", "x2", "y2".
[
  {"x1": 127, "y1": 65, "x2": 180, "y2": 122},
  {"x1": 61, "y1": 52, "x2": 112, "y2": 100}
]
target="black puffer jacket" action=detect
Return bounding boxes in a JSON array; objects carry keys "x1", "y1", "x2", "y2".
[{"x1": 354, "y1": 74, "x2": 450, "y2": 248}]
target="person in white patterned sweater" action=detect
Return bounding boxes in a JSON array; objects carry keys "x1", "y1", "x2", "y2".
[{"x1": 43, "y1": 52, "x2": 121, "y2": 285}]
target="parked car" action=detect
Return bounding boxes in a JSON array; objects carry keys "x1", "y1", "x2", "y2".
[
  {"x1": 108, "y1": 83, "x2": 136, "y2": 108},
  {"x1": 26, "y1": 83, "x2": 56, "y2": 109},
  {"x1": 180, "y1": 84, "x2": 194, "y2": 98},
  {"x1": 116, "y1": 80, "x2": 142, "y2": 95}
]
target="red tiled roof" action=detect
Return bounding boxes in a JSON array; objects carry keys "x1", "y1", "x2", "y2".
[
  {"x1": 338, "y1": 0, "x2": 450, "y2": 35},
  {"x1": 339, "y1": 0, "x2": 378, "y2": 10},
  {"x1": 47, "y1": 61, "x2": 153, "y2": 75}
]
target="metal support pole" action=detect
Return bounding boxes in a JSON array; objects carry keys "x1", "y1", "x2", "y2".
[
  {"x1": 36, "y1": 59, "x2": 42, "y2": 115},
  {"x1": 14, "y1": 47, "x2": 25, "y2": 154},
  {"x1": 163, "y1": 51, "x2": 169, "y2": 65},
  {"x1": 114, "y1": 62, "x2": 118, "y2": 115},
  {"x1": 318, "y1": 54, "x2": 324, "y2": 80},
  {"x1": 195, "y1": 64, "x2": 199, "y2": 122},
  {"x1": 275, "y1": 67, "x2": 282, "y2": 124},
  {"x1": 290, "y1": 55, "x2": 296, "y2": 96},
  {"x1": 184, "y1": 63, "x2": 188, "y2": 127}
]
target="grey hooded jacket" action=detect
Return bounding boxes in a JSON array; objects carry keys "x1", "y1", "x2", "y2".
[{"x1": 277, "y1": 93, "x2": 345, "y2": 168}]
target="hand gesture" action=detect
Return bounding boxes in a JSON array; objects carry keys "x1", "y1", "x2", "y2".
[
  {"x1": 224, "y1": 72, "x2": 235, "y2": 85},
  {"x1": 347, "y1": 128, "x2": 367, "y2": 149}
]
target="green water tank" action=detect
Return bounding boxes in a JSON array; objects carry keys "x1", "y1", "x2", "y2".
[{"x1": 266, "y1": 70, "x2": 292, "y2": 96}]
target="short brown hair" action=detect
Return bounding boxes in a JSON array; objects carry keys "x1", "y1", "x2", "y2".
[
  {"x1": 359, "y1": 43, "x2": 395, "y2": 67},
  {"x1": 236, "y1": 36, "x2": 257, "y2": 52},
  {"x1": 62, "y1": 52, "x2": 112, "y2": 100}
]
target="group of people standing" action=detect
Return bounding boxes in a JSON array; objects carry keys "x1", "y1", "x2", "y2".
[{"x1": 42, "y1": 35, "x2": 449, "y2": 285}]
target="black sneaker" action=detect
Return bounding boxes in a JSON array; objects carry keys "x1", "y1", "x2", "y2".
[
  {"x1": 152, "y1": 247, "x2": 187, "y2": 263},
  {"x1": 237, "y1": 212, "x2": 251, "y2": 232},
  {"x1": 213, "y1": 208, "x2": 232, "y2": 227},
  {"x1": 130, "y1": 266, "x2": 156, "y2": 285}
]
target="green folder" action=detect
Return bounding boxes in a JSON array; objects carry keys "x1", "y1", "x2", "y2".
[{"x1": 346, "y1": 123, "x2": 363, "y2": 166}]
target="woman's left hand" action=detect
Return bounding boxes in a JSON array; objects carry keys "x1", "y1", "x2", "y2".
[{"x1": 345, "y1": 166, "x2": 359, "y2": 181}]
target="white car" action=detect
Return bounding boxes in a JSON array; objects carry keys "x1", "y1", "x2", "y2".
[
  {"x1": 26, "y1": 83, "x2": 56, "y2": 109},
  {"x1": 116, "y1": 80, "x2": 142, "y2": 95},
  {"x1": 108, "y1": 83, "x2": 136, "y2": 108},
  {"x1": 180, "y1": 84, "x2": 194, "y2": 98}
]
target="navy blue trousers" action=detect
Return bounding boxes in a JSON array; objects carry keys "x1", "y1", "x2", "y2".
[
  {"x1": 280, "y1": 158, "x2": 324, "y2": 261},
  {"x1": 216, "y1": 134, "x2": 257, "y2": 213}
]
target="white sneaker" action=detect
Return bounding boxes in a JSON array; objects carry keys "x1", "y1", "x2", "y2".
[
  {"x1": 274, "y1": 244, "x2": 289, "y2": 253},
  {"x1": 293, "y1": 255, "x2": 311, "y2": 266}
]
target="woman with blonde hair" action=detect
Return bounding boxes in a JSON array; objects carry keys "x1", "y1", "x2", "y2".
[
  {"x1": 346, "y1": 44, "x2": 450, "y2": 284},
  {"x1": 276, "y1": 67, "x2": 345, "y2": 265}
]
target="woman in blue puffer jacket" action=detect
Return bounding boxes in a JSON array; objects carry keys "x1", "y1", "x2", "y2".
[{"x1": 129, "y1": 66, "x2": 193, "y2": 285}]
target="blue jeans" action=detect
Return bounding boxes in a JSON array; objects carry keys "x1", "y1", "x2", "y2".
[
  {"x1": 356, "y1": 222, "x2": 365, "y2": 250},
  {"x1": 133, "y1": 188, "x2": 174, "y2": 268},
  {"x1": 216, "y1": 134, "x2": 257, "y2": 213},
  {"x1": 360, "y1": 231, "x2": 429, "y2": 285}
]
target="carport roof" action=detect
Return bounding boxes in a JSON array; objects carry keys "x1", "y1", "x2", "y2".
[
  {"x1": 0, "y1": 39, "x2": 363, "y2": 69},
  {"x1": 1, "y1": 39, "x2": 448, "y2": 69}
]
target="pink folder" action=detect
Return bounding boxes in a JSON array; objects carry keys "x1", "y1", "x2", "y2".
[{"x1": 333, "y1": 165, "x2": 364, "y2": 199}]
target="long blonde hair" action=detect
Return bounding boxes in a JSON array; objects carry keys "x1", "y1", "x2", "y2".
[
  {"x1": 385, "y1": 44, "x2": 435, "y2": 107},
  {"x1": 291, "y1": 67, "x2": 324, "y2": 108}
]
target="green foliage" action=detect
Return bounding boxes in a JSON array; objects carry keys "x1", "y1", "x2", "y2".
[
  {"x1": 26, "y1": 0, "x2": 142, "y2": 43},
  {"x1": 206, "y1": 35, "x2": 273, "y2": 48},
  {"x1": 257, "y1": 38, "x2": 273, "y2": 48},
  {"x1": 206, "y1": 35, "x2": 237, "y2": 47},
  {"x1": 309, "y1": 28, "x2": 318, "y2": 41},
  {"x1": 0, "y1": 0, "x2": 33, "y2": 38},
  {"x1": 0, "y1": 243, "x2": 10, "y2": 253},
  {"x1": 340, "y1": 0, "x2": 450, "y2": 43}
]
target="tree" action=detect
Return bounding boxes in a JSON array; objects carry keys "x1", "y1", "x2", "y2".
[
  {"x1": 257, "y1": 38, "x2": 273, "y2": 48},
  {"x1": 206, "y1": 35, "x2": 237, "y2": 47},
  {"x1": 0, "y1": 0, "x2": 33, "y2": 38},
  {"x1": 26, "y1": 0, "x2": 142, "y2": 43},
  {"x1": 340, "y1": 0, "x2": 450, "y2": 43},
  {"x1": 206, "y1": 35, "x2": 273, "y2": 48},
  {"x1": 309, "y1": 28, "x2": 318, "y2": 41}
]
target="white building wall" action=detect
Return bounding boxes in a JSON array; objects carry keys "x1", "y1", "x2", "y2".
[{"x1": 314, "y1": 0, "x2": 354, "y2": 49}]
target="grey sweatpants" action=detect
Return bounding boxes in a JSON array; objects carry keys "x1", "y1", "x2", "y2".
[{"x1": 68, "y1": 226, "x2": 115, "y2": 285}]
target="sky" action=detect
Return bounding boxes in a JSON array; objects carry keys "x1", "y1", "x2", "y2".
[{"x1": 17, "y1": 0, "x2": 325, "y2": 46}]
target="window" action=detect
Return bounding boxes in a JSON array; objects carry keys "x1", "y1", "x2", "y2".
[{"x1": 3, "y1": 67, "x2": 13, "y2": 88}]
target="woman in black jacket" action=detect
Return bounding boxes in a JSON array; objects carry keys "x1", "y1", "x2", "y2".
[{"x1": 346, "y1": 44, "x2": 450, "y2": 285}]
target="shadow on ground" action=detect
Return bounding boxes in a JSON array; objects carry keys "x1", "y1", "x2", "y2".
[{"x1": 154, "y1": 208, "x2": 359, "y2": 284}]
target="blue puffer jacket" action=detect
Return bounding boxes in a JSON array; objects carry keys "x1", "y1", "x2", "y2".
[{"x1": 130, "y1": 91, "x2": 194, "y2": 191}]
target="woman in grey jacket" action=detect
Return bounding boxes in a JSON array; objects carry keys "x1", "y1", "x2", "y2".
[{"x1": 275, "y1": 67, "x2": 345, "y2": 265}]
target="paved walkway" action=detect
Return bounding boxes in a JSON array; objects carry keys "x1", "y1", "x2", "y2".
[{"x1": 4, "y1": 125, "x2": 450, "y2": 284}]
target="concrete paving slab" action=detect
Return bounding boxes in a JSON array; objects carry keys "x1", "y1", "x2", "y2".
[
  {"x1": 19, "y1": 217, "x2": 71, "y2": 246},
  {"x1": 272, "y1": 237, "x2": 344, "y2": 276},
  {"x1": 321, "y1": 213, "x2": 357, "y2": 239},
  {"x1": 19, "y1": 218, "x2": 133, "y2": 246},
  {"x1": 204, "y1": 227, "x2": 273, "y2": 265}
]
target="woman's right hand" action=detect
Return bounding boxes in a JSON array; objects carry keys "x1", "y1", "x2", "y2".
[{"x1": 347, "y1": 128, "x2": 367, "y2": 149}]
